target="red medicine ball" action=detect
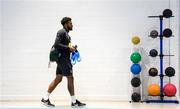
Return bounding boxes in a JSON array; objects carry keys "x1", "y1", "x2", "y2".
[{"x1": 163, "y1": 83, "x2": 177, "y2": 97}]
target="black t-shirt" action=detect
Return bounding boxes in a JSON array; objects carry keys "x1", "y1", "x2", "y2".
[{"x1": 54, "y1": 28, "x2": 71, "y2": 60}]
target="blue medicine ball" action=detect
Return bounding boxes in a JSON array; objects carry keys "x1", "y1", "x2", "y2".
[{"x1": 130, "y1": 64, "x2": 141, "y2": 75}]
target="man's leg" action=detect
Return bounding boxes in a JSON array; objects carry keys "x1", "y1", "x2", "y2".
[
  {"x1": 67, "y1": 75, "x2": 86, "y2": 107},
  {"x1": 67, "y1": 75, "x2": 75, "y2": 96},
  {"x1": 41, "y1": 74, "x2": 63, "y2": 107},
  {"x1": 48, "y1": 74, "x2": 63, "y2": 93}
]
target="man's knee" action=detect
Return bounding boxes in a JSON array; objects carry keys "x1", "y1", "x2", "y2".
[
  {"x1": 67, "y1": 75, "x2": 74, "y2": 80},
  {"x1": 55, "y1": 74, "x2": 63, "y2": 83},
  {"x1": 67, "y1": 75, "x2": 74, "y2": 85}
]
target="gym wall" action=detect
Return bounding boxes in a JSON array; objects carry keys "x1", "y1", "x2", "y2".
[
  {"x1": 0, "y1": 1, "x2": 2, "y2": 98},
  {"x1": 0, "y1": 0, "x2": 179, "y2": 101},
  {"x1": 178, "y1": 0, "x2": 180, "y2": 97}
]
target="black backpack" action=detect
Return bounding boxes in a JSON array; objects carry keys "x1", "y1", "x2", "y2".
[{"x1": 48, "y1": 46, "x2": 61, "y2": 67}]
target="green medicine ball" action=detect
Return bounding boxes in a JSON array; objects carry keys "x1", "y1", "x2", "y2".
[{"x1": 130, "y1": 52, "x2": 141, "y2": 63}]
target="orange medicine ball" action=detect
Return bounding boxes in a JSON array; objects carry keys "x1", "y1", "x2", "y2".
[{"x1": 148, "y1": 84, "x2": 160, "y2": 96}]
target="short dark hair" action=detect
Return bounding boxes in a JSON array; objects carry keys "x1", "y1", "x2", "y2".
[{"x1": 61, "y1": 17, "x2": 71, "y2": 26}]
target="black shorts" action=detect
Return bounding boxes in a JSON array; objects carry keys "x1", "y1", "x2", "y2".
[{"x1": 56, "y1": 58, "x2": 73, "y2": 76}]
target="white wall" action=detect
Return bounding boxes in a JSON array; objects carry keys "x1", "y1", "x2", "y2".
[
  {"x1": 0, "y1": 0, "x2": 179, "y2": 101},
  {"x1": 0, "y1": 0, "x2": 2, "y2": 98}
]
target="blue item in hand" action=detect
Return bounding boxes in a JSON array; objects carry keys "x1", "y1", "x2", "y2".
[
  {"x1": 75, "y1": 50, "x2": 81, "y2": 62},
  {"x1": 71, "y1": 50, "x2": 81, "y2": 65}
]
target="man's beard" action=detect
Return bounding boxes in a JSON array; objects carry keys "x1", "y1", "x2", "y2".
[{"x1": 69, "y1": 27, "x2": 73, "y2": 31}]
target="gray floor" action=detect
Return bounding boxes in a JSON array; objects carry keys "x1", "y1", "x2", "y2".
[{"x1": 0, "y1": 101, "x2": 180, "y2": 109}]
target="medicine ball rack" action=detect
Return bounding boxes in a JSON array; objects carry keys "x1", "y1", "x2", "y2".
[
  {"x1": 145, "y1": 9, "x2": 179, "y2": 104},
  {"x1": 130, "y1": 37, "x2": 142, "y2": 103}
]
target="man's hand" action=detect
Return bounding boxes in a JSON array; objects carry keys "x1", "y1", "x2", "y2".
[{"x1": 69, "y1": 46, "x2": 76, "y2": 52}]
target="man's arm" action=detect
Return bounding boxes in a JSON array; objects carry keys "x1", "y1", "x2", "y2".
[{"x1": 54, "y1": 32, "x2": 69, "y2": 51}]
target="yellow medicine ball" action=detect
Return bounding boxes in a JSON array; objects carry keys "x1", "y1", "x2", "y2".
[{"x1": 132, "y1": 36, "x2": 140, "y2": 45}]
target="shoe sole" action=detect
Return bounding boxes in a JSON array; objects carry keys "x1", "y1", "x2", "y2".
[
  {"x1": 41, "y1": 102, "x2": 55, "y2": 107},
  {"x1": 71, "y1": 105, "x2": 86, "y2": 108}
]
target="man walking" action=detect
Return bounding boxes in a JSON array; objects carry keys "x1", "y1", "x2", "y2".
[{"x1": 41, "y1": 17, "x2": 86, "y2": 108}]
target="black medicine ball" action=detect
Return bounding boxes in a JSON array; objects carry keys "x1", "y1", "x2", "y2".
[
  {"x1": 150, "y1": 30, "x2": 158, "y2": 38},
  {"x1": 149, "y1": 49, "x2": 158, "y2": 57},
  {"x1": 131, "y1": 77, "x2": 141, "y2": 87},
  {"x1": 131, "y1": 92, "x2": 141, "y2": 102},
  {"x1": 163, "y1": 28, "x2": 172, "y2": 38},
  {"x1": 163, "y1": 9, "x2": 172, "y2": 18},
  {"x1": 165, "y1": 67, "x2": 175, "y2": 77},
  {"x1": 148, "y1": 67, "x2": 158, "y2": 77}
]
